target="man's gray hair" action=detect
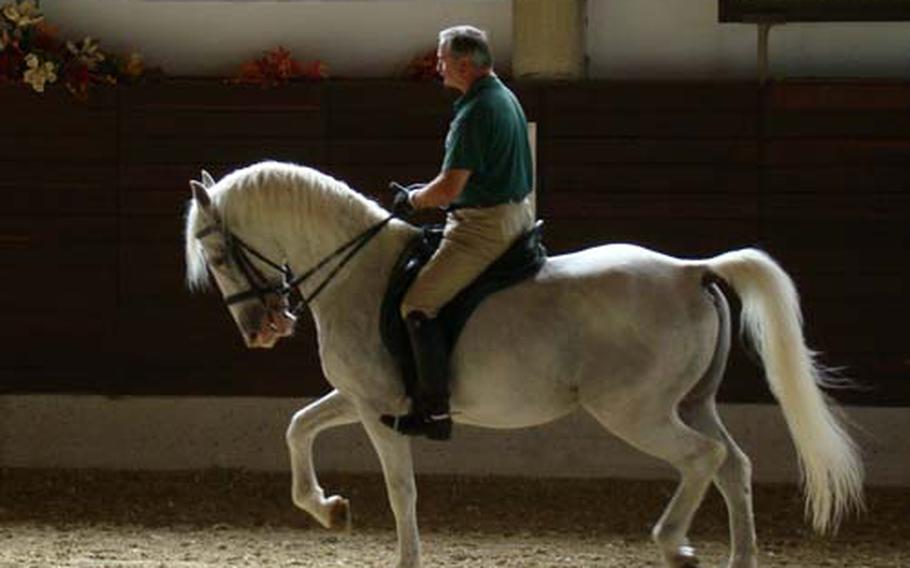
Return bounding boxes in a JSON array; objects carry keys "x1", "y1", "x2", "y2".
[{"x1": 439, "y1": 25, "x2": 493, "y2": 69}]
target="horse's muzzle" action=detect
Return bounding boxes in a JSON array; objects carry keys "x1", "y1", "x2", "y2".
[{"x1": 244, "y1": 309, "x2": 297, "y2": 349}]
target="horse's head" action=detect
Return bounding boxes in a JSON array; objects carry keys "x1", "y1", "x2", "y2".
[{"x1": 186, "y1": 171, "x2": 297, "y2": 349}]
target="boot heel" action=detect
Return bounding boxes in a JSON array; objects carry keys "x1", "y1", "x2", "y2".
[{"x1": 425, "y1": 417, "x2": 452, "y2": 441}]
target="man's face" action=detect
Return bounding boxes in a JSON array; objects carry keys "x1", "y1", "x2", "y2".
[{"x1": 436, "y1": 43, "x2": 465, "y2": 90}]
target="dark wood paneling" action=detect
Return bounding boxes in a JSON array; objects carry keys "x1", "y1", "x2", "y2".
[
  {"x1": 764, "y1": 166, "x2": 910, "y2": 192},
  {"x1": 543, "y1": 164, "x2": 760, "y2": 194},
  {"x1": 0, "y1": 261, "x2": 117, "y2": 311},
  {"x1": 762, "y1": 192, "x2": 909, "y2": 220},
  {"x1": 0, "y1": 165, "x2": 118, "y2": 215},
  {"x1": 122, "y1": 109, "x2": 326, "y2": 139},
  {"x1": 540, "y1": 191, "x2": 760, "y2": 221},
  {"x1": 542, "y1": 82, "x2": 761, "y2": 111},
  {"x1": 327, "y1": 81, "x2": 453, "y2": 139},
  {"x1": 121, "y1": 79, "x2": 324, "y2": 110},
  {"x1": 329, "y1": 164, "x2": 441, "y2": 196},
  {"x1": 0, "y1": 88, "x2": 117, "y2": 164},
  {"x1": 0, "y1": 79, "x2": 906, "y2": 404},
  {"x1": 544, "y1": 112, "x2": 759, "y2": 139},
  {"x1": 756, "y1": 79, "x2": 909, "y2": 407},
  {"x1": 764, "y1": 112, "x2": 910, "y2": 138},
  {"x1": 766, "y1": 83, "x2": 910, "y2": 110},
  {"x1": 0, "y1": 87, "x2": 117, "y2": 130},
  {"x1": 0, "y1": 137, "x2": 116, "y2": 162},
  {"x1": 328, "y1": 140, "x2": 443, "y2": 165},
  {"x1": 543, "y1": 139, "x2": 760, "y2": 165},
  {"x1": 764, "y1": 140, "x2": 910, "y2": 165},
  {"x1": 120, "y1": 138, "x2": 327, "y2": 167}
]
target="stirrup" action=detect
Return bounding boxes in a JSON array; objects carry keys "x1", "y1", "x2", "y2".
[{"x1": 380, "y1": 411, "x2": 452, "y2": 441}]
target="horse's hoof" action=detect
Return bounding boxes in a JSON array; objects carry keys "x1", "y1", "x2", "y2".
[
  {"x1": 326, "y1": 496, "x2": 351, "y2": 532},
  {"x1": 671, "y1": 546, "x2": 700, "y2": 568}
]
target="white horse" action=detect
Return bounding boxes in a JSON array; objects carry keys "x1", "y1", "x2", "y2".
[{"x1": 184, "y1": 161, "x2": 863, "y2": 568}]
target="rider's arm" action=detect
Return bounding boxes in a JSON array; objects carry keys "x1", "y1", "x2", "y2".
[{"x1": 410, "y1": 169, "x2": 471, "y2": 209}]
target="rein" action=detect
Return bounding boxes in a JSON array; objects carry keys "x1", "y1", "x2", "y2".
[{"x1": 197, "y1": 214, "x2": 395, "y2": 316}]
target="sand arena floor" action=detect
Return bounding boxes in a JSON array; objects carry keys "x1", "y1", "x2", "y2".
[{"x1": 0, "y1": 469, "x2": 907, "y2": 567}]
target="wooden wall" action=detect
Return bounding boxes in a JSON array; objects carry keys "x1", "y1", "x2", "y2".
[{"x1": 0, "y1": 79, "x2": 906, "y2": 405}]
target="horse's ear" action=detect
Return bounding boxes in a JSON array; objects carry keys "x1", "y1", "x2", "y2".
[
  {"x1": 201, "y1": 170, "x2": 216, "y2": 189},
  {"x1": 190, "y1": 180, "x2": 212, "y2": 209}
]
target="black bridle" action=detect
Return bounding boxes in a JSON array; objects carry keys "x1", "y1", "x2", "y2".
[{"x1": 195, "y1": 214, "x2": 395, "y2": 316}]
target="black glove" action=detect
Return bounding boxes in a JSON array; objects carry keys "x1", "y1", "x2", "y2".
[
  {"x1": 389, "y1": 182, "x2": 417, "y2": 217},
  {"x1": 392, "y1": 188, "x2": 415, "y2": 217}
]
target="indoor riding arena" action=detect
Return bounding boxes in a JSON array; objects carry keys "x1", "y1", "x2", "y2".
[{"x1": 2, "y1": 2, "x2": 908, "y2": 567}]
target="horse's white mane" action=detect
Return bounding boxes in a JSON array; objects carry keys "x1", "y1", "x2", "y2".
[{"x1": 185, "y1": 161, "x2": 388, "y2": 290}]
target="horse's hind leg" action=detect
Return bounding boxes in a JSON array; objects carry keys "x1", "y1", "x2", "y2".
[
  {"x1": 677, "y1": 281, "x2": 757, "y2": 568},
  {"x1": 680, "y1": 400, "x2": 758, "y2": 568},
  {"x1": 583, "y1": 398, "x2": 726, "y2": 567},
  {"x1": 286, "y1": 389, "x2": 359, "y2": 529}
]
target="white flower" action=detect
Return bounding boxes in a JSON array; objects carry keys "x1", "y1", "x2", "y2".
[
  {"x1": 2, "y1": 1, "x2": 43, "y2": 28},
  {"x1": 66, "y1": 37, "x2": 105, "y2": 70},
  {"x1": 23, "y1": 52, "x2": 57, "y2": 93}
]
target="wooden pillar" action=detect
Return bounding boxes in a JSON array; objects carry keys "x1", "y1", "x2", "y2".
[
  {"x1": 528, "y1": 121, "x2": 537, "y2": 218},
  {"x1": 512, "y1": 0, "x2": 587, "y2": 79}
]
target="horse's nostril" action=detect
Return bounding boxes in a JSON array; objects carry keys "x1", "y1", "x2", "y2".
[{"x1": 245, "y1": 331, "x2": 258, "y2": 346}]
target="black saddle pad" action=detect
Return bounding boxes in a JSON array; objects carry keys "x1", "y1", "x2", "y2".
[{"x1": 380, "y1": 221, "x2": 547, "y2": 394}]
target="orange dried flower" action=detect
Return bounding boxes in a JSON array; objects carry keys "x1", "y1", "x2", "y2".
[
  {"x1": 232, "y1": 46, "x2": 326, "y2": 87},
  {"x1": 403, "y1": 49, "x2": 438, "y2": 81}
]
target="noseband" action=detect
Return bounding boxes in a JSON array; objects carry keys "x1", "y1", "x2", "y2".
[{"x1": 195, "y1": 214, "x2": 395, "y2": 316}]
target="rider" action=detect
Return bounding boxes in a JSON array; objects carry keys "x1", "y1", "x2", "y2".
[{"x1": 381, "y1": 25, "x2": 535, "y2": 440}]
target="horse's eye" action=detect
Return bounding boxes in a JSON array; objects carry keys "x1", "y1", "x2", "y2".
[{"x1": 210, "y1": 256, "x2": 228, "y2": 268}]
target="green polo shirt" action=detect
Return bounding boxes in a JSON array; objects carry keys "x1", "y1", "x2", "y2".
[{"x1": 442, "y1": 75, "x2": 533, "y2": 208}]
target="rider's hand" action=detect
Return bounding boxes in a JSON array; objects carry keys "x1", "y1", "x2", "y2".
[
  {"x1": 389, "y1": 182, "x2": 421, "y2": 218},
  {"x1": 392, "y1": 187, "x2": 415, "y2": 217}
]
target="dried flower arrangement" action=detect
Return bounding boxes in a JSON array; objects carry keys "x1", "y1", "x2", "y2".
[
  {"x1": 230, "y1": 46, "x2": 326, "y2": 87},
  {"x1": 0, "y1": 0, "x2": 146, "y2": 99}
]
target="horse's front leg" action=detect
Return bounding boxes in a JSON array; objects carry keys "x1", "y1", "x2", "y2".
[
  {"x1": 286, "y1": 389, "x2": 359, "y2": 529},
  {"x1": 361, "y1": 414, "x2": 421, "y2": 568}
]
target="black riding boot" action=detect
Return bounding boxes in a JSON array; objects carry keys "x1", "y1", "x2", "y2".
[{"x1": 380, "y1": 312, "x2": 452, "y2": 440}]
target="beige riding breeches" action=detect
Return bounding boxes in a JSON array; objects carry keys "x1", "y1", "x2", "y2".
[{"x1": 400, "y1": 197, "x2": 535, "y2": 319}]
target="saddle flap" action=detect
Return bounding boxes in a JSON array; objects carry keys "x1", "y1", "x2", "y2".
[
  {"x1": 380, "y1": 227, "x2": 442, "y2": 357},
  {"x1": 380, "y1": 221, "x2": 547, "y2": 394}
]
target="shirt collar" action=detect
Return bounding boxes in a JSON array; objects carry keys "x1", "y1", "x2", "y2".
[{"x1": 454, "y1": 74, "x2": 498, "y2": 111}]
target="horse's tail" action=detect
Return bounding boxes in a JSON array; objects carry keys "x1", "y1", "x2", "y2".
[{"x1": 704, "y1": 248, "x2": 864, "y2": 534}]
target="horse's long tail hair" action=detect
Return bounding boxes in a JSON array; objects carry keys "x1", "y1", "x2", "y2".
[{"x1": 705, "y1": 248, "x2": 864, "y2": 534}]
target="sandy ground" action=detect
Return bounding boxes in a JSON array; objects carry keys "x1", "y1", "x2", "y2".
[{"x1": 0, "y1": 469, "x2": 907, "y2": 567}]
